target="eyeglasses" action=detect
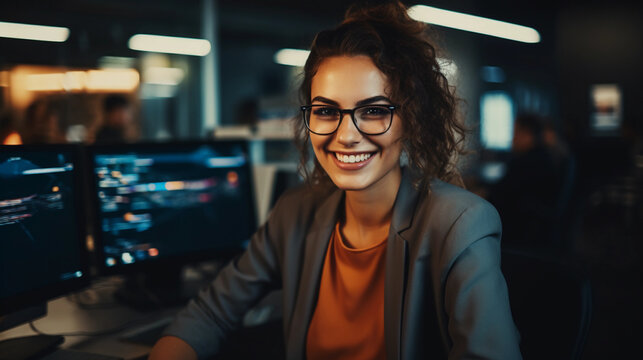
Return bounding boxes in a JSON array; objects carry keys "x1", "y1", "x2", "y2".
[{"x1": 301, "y1": 104, "x2": 398, "y2": 136}]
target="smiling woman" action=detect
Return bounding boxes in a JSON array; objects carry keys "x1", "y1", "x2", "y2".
[
  {"x1": 307, "y1": 56, "x2": 404, "y2": 194},
  {"x1": 150, "y1": 2, "x2": 522, "y2": 359}
]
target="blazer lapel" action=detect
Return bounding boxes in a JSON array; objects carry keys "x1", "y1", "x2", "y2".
[
  {"x1": 385, "y1": 167, "x2": 420, "y2": 359},
  {"x1": 287, "y1": 188, "x2": 343, "y2": 360}
]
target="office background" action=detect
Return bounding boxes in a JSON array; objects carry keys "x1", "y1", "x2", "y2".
[{"x1": 1, "y1": 0, "x2": 642, "y2": 359}]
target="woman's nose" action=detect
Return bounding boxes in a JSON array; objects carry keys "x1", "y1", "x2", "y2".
[{"x1": 336, "y1": 113, "x2": 362, "y2": 145}]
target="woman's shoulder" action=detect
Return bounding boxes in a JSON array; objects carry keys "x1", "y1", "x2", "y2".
[
  {"x1": 274, "y1": 182, "x2": 337, "y2": 208},
  {"x1": 409, "y1": 179, "x2": 502, "y2": 270},
  {"x1": 267, "y1": 182, "x2": 340, "y2": 226},
  {"x1": 421, "y1": 179, "x2": 499, "y2": 221}
]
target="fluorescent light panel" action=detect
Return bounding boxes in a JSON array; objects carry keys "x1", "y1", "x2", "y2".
[
  {"x1": 274, "y1": 48, "x2": 310, "y2": 67},
  {"x1": 143, "y1": 67, "x2": 185, "y2": 86},
  {"x1": 25, "y1": 69, "x2": 139, "y2": 92},
  {"x1": 86, "y1": 70, "x2": 139, "y2": 91},
  {"x1": 0, "y1": 21, "x2": 69, "y2": 42},
  {"x1": 128, "y1": 34, "x2": 211, "y2": 56},
  {"x1": 408, "y1": 5, "x2": 540, "y2": 43},
  {"x1": 273, "y1": 49, "x2": 458, "y2": 82}
]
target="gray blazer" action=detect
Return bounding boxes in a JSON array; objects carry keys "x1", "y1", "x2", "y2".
[{"x1": 164, "y1": 168, "x2": 522, "y2": 359}]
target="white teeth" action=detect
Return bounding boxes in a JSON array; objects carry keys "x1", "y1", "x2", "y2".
[{"x1": 335, "y1": 152, "x2": 372, "y2": 164}]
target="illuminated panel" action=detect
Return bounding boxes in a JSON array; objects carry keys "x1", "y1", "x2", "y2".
[
  {"x1": 408, "y1": 5, "x2": 540, "y2": 43},
  {"x1": 92, "y1": 143, "x2": 254, "y2": 268},
  {"x1": 0, "y1": 150, "x2": 84, "y2": 301},
  {"x1": 590, "y1": 84, "x2": 622, "y2": 134},
  {"x1": 143, "y1": 67, "x2": 185, "y2": 85},
  {"x1": 85, "y1": 70, "x2": 139, "y2": 91},
  {"x1": 274, "y1": 48, "x2": 310, "y2": 67},
  {"x1": 480, "y1": 91, "x2": 514, "y2": 151},
  {"x1": 0, "y1": 21, "x2": 69, "y2": 42},
  {"x1": 273, "y1": 48, "x2": 458, "y2": 83},
  {"x1": 25, "y1": 70, "x2": 139, "y2": 92},
  {"x1": 128, "y1": 34, "x2": 211, "y2": 56}
]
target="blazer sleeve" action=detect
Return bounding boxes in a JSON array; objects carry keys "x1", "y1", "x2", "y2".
[
  {"x1": 441, "y1": 200, "x2": 522, "y2": 360},
  {"x1": 161, "y1": 196, "x2": 286, "y2": 359}
]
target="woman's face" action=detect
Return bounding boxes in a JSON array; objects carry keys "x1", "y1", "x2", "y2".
[{"x1": 309, "y1": 55, "x2": 404, "y2": 192}]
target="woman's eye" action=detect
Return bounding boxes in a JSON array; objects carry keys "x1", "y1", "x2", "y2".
[
  {"x1": 359, "y1": 106, "x2": 390, "y2": 118},
  {"x1": 366, "y1": 107, "x2": 386, "y2": 115},
  {"x1": 313, "y1": 107, "x2": 339, "y2": 117}
]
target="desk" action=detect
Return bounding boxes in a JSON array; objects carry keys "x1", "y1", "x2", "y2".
[
  {"x1": 0, "y1": 272, "x2": 283, "y2": 360},
  {"x1": 0, "y1": 278, "x2": 183, "y2": 360}
]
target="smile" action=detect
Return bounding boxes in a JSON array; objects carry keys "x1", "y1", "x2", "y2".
[{"x1": 334, "y1": 152, "x2": 373, "y2": 164}]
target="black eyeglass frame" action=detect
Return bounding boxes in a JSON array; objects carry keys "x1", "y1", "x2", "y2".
[{"x1": 300, "y1": 104, "x2": 399, "y2": 136}]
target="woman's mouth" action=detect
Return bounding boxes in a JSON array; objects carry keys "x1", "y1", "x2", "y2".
[
  {"x1": 334, "y1": 152, "x2": 373, "y2": 164},
  {"x1": 331, "y1": 151, "x2": 376, "y2": 170}
]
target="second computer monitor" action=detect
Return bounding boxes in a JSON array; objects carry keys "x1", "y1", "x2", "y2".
[
  {"x1": 0, "y1": 144, "x2": 89, "y2": 317},
  {"x1": 88, "y1": 140, "x2": 256, "y2": 273}
]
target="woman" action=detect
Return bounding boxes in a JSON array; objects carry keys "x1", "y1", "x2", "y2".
[{"x1": 150, "y1": 2, "x2": 521, "y2": 359}]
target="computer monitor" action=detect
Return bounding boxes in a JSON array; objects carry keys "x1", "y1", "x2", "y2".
[
  {"x1": 0, "y1": 144, "x2": 90, "y2": 358},
  {"x1": 87, "y1": 140, "x2": 256, "y2": 308}
]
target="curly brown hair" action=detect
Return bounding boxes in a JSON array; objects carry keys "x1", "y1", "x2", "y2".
[{"x1": 294, "y1": 1, "x2": 466, "y2": 189}]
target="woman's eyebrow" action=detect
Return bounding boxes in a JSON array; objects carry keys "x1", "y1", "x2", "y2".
[
  {"x1": 356, "y1": 95, "x2": 392, "y2": 106},
  {"x1": 311, "y1": 95, "x2": 392, "y2": 107},
  {"x1": 310, "y1": 96, "x2": 339, "y2": 106}
]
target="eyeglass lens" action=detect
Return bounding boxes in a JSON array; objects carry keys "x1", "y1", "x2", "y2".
[{"x1": 304, "y1": 105, "x2": 392, "y2": 135}]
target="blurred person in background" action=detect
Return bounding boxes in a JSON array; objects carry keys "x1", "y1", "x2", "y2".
[
  {"x1": 94, "y1": 94, "x2": 136, "y2": 143},
  {"x1": 487, "y1": 112, "x2": 571, "y2": 254},
  {"x1": 150, "y1": 1, "x2": 521, "y2": 359},
  {"x1": 0, "y1": 110, "x2": 22, "y2": 145},
  {"x1": 21, "y1": 97, "x2": 65, "y2": 144}
]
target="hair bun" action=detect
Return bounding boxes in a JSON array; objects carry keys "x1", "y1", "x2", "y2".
[{"x1": 343, "y1": 1, "x2": 427, "y2": 37}]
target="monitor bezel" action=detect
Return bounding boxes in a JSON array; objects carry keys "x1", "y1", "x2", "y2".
[
  {"x1": 0, "y1": 144, "x2": 91, "y2": 316},
  {"x1": 86, "y1": 139, "x2": 257, "y2": 276}
]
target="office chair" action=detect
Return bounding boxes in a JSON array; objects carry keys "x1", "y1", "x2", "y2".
[{"x1": 501, "y1": 248, "x2": 593, "y2": 360}]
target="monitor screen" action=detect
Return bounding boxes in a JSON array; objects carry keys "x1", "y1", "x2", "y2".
[
  {"x1": 0, "y1": 145, "x2": 89, "y2": 315},
  {"x1": 88, "y1": 140, "x2": 256, "y2": 273},
  {"x1": 590, "y1": 83, "x2": 623, "y2": 136},
  {"x1": 480, "y1": 91, "x2": 515, "y2": 151}
]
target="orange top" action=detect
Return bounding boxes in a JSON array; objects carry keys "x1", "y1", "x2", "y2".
[{"x1": 306, "y1": 222, "x2": 387, "y2": 360}]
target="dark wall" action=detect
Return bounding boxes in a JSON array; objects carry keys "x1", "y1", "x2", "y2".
[{"x1": 556, "y1": 3, "x2": 643, "y2": 178}]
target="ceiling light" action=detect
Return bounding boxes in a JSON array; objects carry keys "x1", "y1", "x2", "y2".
[
  {"x1": 86, "y1": 70, "x2": 139, "y2": 91},
  {"x1": 274, "y1": 48, "x2": 310, "y2": 67},
  {"x1": 26, "y1": 70, "x2": 139, "y2": 92},
  {"x1": 26, "y1": 73, "x2": 70, "y2": 91},
  {"x1": 408, "y1": 5, "x2": 540, "y2": 43},
  {"x1": 143, "y1": 67, "x2": 185, "y2": 86},
  {"x1": 0, "y1": 21, "x2": 69, "y2": 42},
  {"x1": 128, "y1": 34, "x2": 211, "y2": 56}
]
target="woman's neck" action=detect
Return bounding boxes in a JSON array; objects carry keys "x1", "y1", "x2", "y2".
[{"x1": 340, "y1": 166, "x2": 402, "y2": 249}]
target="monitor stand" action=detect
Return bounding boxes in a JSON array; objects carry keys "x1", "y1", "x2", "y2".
[
  {"x1": 112, "y1": 264, "x2": 199, "y2": 347},
  {"x1": 0, "y1": 334, "x2": 63, "y2": 360},
  {"x1": 113, "y1": 264, "x2": 187, "y2": 312}
]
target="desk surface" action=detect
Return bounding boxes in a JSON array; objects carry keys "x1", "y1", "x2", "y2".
[
  {"x1": 0, "y1": 270, "x2": 283, "y2": 360},
  {"x1": 0, "y1": 279, "x2": 184, "y2": 360}
]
